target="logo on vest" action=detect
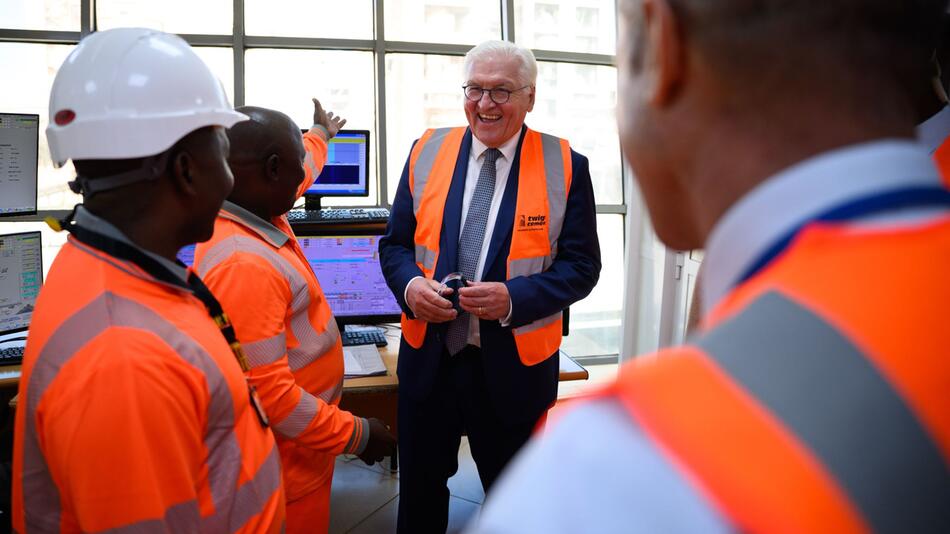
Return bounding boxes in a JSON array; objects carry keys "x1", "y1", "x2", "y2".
[{"x1": 518, "y1": 214, "x2": 547, "y2": 232}]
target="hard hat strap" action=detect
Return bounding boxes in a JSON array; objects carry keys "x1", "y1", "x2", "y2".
[{"x1": 68, "y1": 151, "x2": 171, "y2": 197}]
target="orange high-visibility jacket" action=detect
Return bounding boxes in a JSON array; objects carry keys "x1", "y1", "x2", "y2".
[
  {"x1": 932, "y1": 136, "x2": 950, "y2": 187},
  {"x1": 401, "y1": 126, "x2": 573, "y2": 365},
  {"x1": 601, "y1": 217, "x2": 950, "y2": 533},
  {"x1": 13, "y1": 212, "x2": 284, "y2": 533},
  {"x1": 194, "y1": 131, "x2": 369, "y2": 504}
]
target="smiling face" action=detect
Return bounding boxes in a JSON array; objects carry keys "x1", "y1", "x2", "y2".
[{"x1": 464, "y1": 55, "x2": 535, "y2": 148}]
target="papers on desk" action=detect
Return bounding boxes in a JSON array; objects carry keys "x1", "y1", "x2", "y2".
[{"x1": 343, "y1": 344, "x2": 387, "y2": 378}]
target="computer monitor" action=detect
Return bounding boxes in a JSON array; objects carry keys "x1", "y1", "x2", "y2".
[
  {"x1": 0, "y1": 231, "x2": 43, "y2": 341},
  {"x1": 177, "y1": 243, "x2": 196, "y2": 267},
  {"x1": 301, "y1": 129, "x2": 370, "y2": 211},
  {"x1": 0, "y1": 113, "x2": 40, "y2": 217},
  {"x1": 298, "y1": 232, "x2": 401, "y2": 325}
]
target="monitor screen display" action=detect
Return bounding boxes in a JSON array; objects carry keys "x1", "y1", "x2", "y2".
[
  {"x1": 0, "y1": 231, "x2": 43, "y2": 335},
  {"x1": 303, "y1": 130, "x2": 369, "y2": 197},
  {"x1": 177, "y1": 243, "x2": 196, "y2": 267},
  {"x1": 0, "y1": 113, "x2": 39, "y2": 217},
  {"x1": 298, "y1": 234, "x2": 401, "y2": 321}
]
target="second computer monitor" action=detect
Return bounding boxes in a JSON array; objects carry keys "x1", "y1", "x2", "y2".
[
  {"x1": 298, "y1": 232, "x2": 401, "y2": 325},
  {"x1": 0, "y1": 231, "x2": 43, "y2": 337},
  {"x1": 303, "y1": 129, "x2": 369, "y2": 203}
]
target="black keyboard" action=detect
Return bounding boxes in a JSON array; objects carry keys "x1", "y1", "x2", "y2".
[
  {"x1": 287, "y1": 207, "x2": 390, "y2": 224},
  {"x1": 0, "y1": 346, "x2": 24, "y2": 366},
  {"x1": 341, "y1": 329, "x2": 388, "y2": 347}
]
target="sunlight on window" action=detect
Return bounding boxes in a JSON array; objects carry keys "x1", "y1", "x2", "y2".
[
  {"x1": 97, "y1": 0, "x2": 232, "y2": 34},
  {"x1": 245, "y1": 0, "x2": 373, "y2": 39},
  {"x1": 385, "y1": 0, "x2": 500, "y2": 45},
  {"x1": 515, "y1": 0, "x2": 616, "y2": 55}
]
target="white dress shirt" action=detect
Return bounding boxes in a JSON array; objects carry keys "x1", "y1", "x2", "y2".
[
  {"x1": 916, "y1": 104, "x2": 950, "y2": 154},
  {"x1": 405, "y1": 130, "x2": 520, "y2": 347},
  {"x1": 470, "y1": 140, "x2": 947, "y2": 534}
]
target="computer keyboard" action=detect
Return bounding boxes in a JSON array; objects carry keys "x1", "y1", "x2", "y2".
[
  {"x1": 341, "y1": 329, "x2": 388, "y2": 347},
  {"x1": 287, "y1": 207, "x2": 390, "y2": 224},
  {"x1": 0, "y1": 346, "x2": 24, "y2": 366}
]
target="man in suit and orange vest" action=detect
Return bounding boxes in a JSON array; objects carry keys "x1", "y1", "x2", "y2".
[
  {"x1": 13, "y1": 28, "x2": 285, "y2": 532},
  {"x1": 379, "y1": 40, "x2": 602, "y2": 533},
  {"x1": 473, "y1": 0, "x2": 950, "y2": 532},
  {"x1": 194, "y1": 103, "x2": 396, "y2": 534}
]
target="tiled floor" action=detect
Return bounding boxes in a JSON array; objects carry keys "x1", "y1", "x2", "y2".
[{"x1": 328, "y1": 362, "x2": 619, "y2": 534}]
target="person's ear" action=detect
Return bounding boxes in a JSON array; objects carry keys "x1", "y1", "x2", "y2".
[
  {"x1": 643, "y1": 0, "x2": 684, "y2": 106},
  {"x1": 171, "y1": 150, "x2": 199, "y2": 196},
  {"x1": 526, "y1": 86, "x2": 536, "y2": 112},
  {"x1": 266, "y1": 153, "x2": 280, "y2": 181}
]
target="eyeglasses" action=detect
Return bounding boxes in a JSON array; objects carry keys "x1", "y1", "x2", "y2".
[{"x1": 462, "y1": 85, "x2": 531, "y2": 104}]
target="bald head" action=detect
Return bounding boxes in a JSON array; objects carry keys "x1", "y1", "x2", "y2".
[{"x1": 226, "y1": 106, "x2": 307, "y2": 219}]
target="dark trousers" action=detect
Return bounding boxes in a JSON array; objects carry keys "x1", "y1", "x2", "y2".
[{"x1": 396, "y1": 345, "x2": 543, "y2": 534}]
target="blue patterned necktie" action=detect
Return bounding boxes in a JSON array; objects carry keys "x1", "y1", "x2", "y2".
[{"x1": 445, "y1": 147, "x2": 501, "y2": 355}]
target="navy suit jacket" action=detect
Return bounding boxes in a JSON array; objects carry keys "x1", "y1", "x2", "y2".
[{"x1": 379, "y1": 126, "x2": 601, "y2": 424}]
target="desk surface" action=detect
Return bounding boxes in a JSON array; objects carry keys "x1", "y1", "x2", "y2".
[{"x1": 342, "y1": 328, "x2": 588, "y2": 392}]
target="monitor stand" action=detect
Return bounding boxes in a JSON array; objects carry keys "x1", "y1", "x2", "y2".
[{"x1": 303, "y1": 194, "x2": 323, "y2": 211}]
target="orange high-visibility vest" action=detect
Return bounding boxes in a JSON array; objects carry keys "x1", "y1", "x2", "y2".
[
  {"x1": 195, "y1": 131, "x2": 368, "y2": 507},
  {"x1": 13, "y1": 235, "x2": 284, "y2": 533},
  {"x1": 402, "y1": 127, "x2": 573, "y2": 365},
  {"x1": 601, "y1": 217, "x2": 950, "y2": 533},
  {"x1": 932, "y1": 137, "x2": 950, "y2": 187}
]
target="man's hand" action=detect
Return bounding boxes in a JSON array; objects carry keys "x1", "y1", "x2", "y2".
[
  {"x1": 459, "y1": 281, "x2": 511, "y2": 321},
  {"x1": 357, "y1": 418, "x2": 396, "y2": 466},
  {"x1": 406, "y1": 278, "x2": 457, "y2": 323},
  {"x1": 311, "y1": 97, "x2": 347, "y2": 138}
]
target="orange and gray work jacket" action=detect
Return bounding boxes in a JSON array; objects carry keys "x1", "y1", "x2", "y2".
[
  {"x1": 13, "y1": 207, "x2": 284, "y2": 533},
  {"x1": 402, "y1": 126, "x2": 572, "y2": 365},
  {"x1": 932, "y1": 136, "x2": 950, "y2": 187},
  {"x1": 195, "y1": 132, "x2": 369, "y2": 502},
  {"x1": 601, "y1": 215, "x2": 950, "y2": 533}
]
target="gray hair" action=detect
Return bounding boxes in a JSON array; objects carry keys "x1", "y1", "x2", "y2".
[{"x1": 464, "y1": 40, "x2": 538, "y2": 86}]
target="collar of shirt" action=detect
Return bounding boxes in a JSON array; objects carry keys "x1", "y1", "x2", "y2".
[
  {"x1": 916, "y1": 104, "x2": 950, "y2": 154},
  {"x1": 73, "y1": 205, "x2": 190, "y2": 284},
  {"x1": 470, "y1": 128, "x2": 521, "y2": 164},
  {"x1": 702, "y1": 139, "x2": 942, "y2": 317},
  {"x1": 220, "y1": 200, "x2": 290, "y2": 248}
]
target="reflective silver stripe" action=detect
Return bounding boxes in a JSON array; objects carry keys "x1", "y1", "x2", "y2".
[
  {"x1": 274, "y1": 387, "x2": 319, "y2": 439},
  {"x1": 539, "y1": 133, "x2": 568, "y2": 258},
  {"x1": 344, "y1": 416, "x2": 371, "y2": 455},
  {"x1": 513, "y1": 311, "x2": 561, "y2": 335},
  {"x1": 412, "y1": 127, "x2": 455, "y2": 215},
  {"x1": 414, "y1": 244, "x2": 437, "y2": 271},
  {"x1": 100, "y1": 499, "x2": 201, "y2": 534},
  {"x1": 214, "y1": 445, "x2": 282, "y2": 533},
  {"x1": 508, "y1": 256, "x2": 546, "y2": 279},
  {"x1": 242, "y1": 332, "x2": 287, "y2": 368},
  {"x1": 198, "y1": 236, "x2": 339, "y2": 372},
  {"x1": 698, "y1": 291, "x2": 950, "y2": 532},
  {"x1": 22, "y1": 292, "x2": 270, "y2": 532},
  {"x1": 304, "y1": 150, "x2": 321, "y2": 185},
  {"x1": 221, "y1": 201, "x2": 290, "y2": 248},
  {"x1": 316, "y1": 376, "x2": 345, "y2": 404}
]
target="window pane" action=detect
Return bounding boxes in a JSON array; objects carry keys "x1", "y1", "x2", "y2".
[
  {"x1": 1, "y1": 0, "x2": 80, "y2": 31},
  {"x1": 0, "y1": 44, "x2": 80, "y2": 211},
  {"x1": 561, "y1": 213, "x2": 622, "y2": 358},
  {"x1": 384, "y1": 54, "x2": 467, "y2": 203},
  {"x1": 97, "y1": 0, "x2": 232, "y2": 34},
  {"x1": 192, "y1": 47, "x2": 234, "y2": 105},
  {"x1": 531, "y1": 62, "x2": 621, "y2": 204},
  {"x1": 514, "y1": 0, "x2": 616, "y2": 55},
  {"x1": 385, "y1": 0, "x2": 500, "y2": 45},
  {"x1": 245, "y1": 49, "x2": 378, "y2": 207},
  {"x1": 245, "y1": 1, "x2": 373, "y2": 39}
]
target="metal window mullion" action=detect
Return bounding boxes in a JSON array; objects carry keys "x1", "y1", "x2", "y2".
[
  {"x1": 82, "y1": 0, "x2": 94, "y2": 36},
  {"x1": 374, "y1": 0, "x2": 389, "y2": 207},
  {"x1": 0, "y1": 30, "x2": 80, "y2": 44},
  {"x1": 243, "y1": 36, "x2": 375, "y2": 51},
  {"x1": 501, "y1": 0, "x2": 515, "y2": 42},
  {"x1": 233, "y1": 0, "x2": 245, "y2": 106}
]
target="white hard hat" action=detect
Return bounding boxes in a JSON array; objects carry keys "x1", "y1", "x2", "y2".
[{"x1": 47, "y1": 27, "x2": 247, "y2": 167}]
